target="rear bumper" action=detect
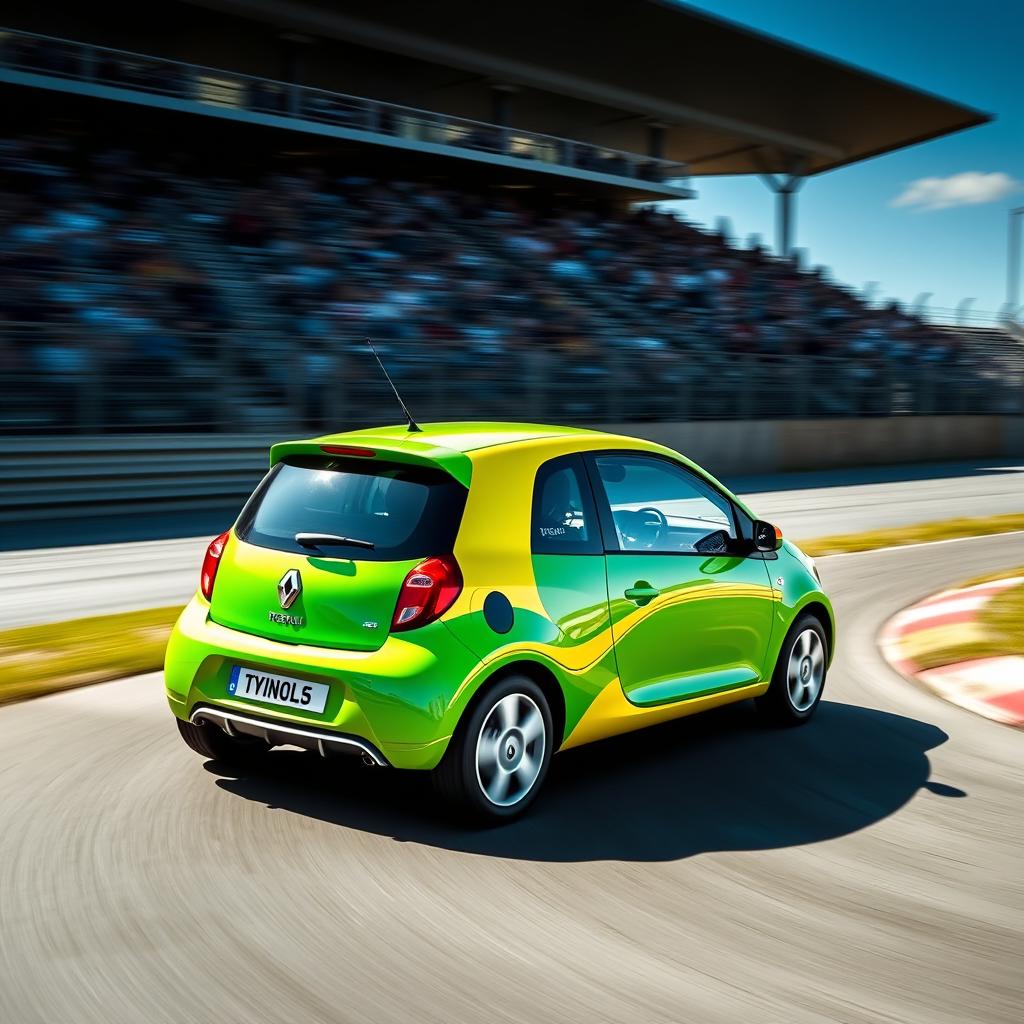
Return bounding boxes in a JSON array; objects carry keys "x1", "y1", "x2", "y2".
[
  {"x1": 165, "y1": 596, "x2": 479, "y2": 770},
  {"x1": 190, "y1": 704, "x2": 390, "y2": 765}
]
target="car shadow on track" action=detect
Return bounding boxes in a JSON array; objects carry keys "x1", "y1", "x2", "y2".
[{"x1": 207, "y1": 699, "x2": 958, "y2": 863}]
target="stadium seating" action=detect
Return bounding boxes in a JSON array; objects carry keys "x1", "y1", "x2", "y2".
[{"x1": 0, "y1": 130, "x2": 1012, "y2": 433}]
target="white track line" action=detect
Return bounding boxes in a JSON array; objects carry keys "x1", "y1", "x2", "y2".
[{"x1": 818, "y1": 529, "x2": 1024, "y2": 559}]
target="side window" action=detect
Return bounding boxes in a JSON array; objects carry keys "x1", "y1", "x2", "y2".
[
  {"x1": 531, "y1": 456, "x2": 602, "y2": 555},
  {"x1": 593, "y1": 454, "x2": 735, "y2": 554}
]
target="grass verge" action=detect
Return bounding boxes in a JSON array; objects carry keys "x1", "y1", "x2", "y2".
[
  {"x1": 951, "y1": 564, "x2": 1024, "y2": 589},
  {"x1": 2, "y1": 512, "x2": 1024, "y2": 706},
  {"x1": 0, "y1": 606, "x2": 181, "y2": 705},
  {"x1": 798, "y1": 513, "x2": 1024, "y2": 557}
]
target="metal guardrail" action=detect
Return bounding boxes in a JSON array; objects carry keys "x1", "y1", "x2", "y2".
[
  {"x1": 2, "y1": 324, "x2": 1020, "y2": 437},
  {"x1": 0, "y1": 26, "x2": 690, "y2": 192},
  {"x1": 2, "y1": 414, "x2": 1022, "y2": 551},
  {"x1": 0, "y1": 434, "x2": 271, "y2": 525},
  {"x1": 920, "y1": 306, "x2": 1022, "y2": 329}
]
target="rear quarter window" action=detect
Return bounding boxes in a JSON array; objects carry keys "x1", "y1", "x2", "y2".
[
  {"x1": 236, "y1": 456, "x2": 467, "y2": 561},
  {"x1": 531, "y1": 455, "x2": 602, "y2": 555}
]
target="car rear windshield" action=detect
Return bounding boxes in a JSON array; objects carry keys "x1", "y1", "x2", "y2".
[{"x1": 235, "y1": 455, "x2": 468, "y2": 561}]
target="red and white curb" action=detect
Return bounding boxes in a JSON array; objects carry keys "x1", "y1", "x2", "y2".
[{"x1": 879, "y1": 577, "x2": 1024, "y2": 726}]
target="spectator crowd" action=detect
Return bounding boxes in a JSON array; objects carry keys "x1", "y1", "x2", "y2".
[{"x1": 0, "y1": 129, "x2": 976, "y2": 433}]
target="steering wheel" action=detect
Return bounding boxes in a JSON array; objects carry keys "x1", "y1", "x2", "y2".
[{"x1": 635, "y1": 506, "x2": 668, "y2": 549}]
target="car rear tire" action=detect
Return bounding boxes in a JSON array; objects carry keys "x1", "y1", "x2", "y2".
[
  {"x1": 756, "y1": 613, "x2": 828, "y2": 726},
  {"x1": 432, "y1": 675, "x2": 553, "y2": 824},
  {"x1": 175, "y1": 717, "x2": 268, "y2": 764}
]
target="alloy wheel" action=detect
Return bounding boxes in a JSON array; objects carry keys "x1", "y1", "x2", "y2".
[
  {"x1": 474, "y1": 693, "x2": 546, "y2": 807},
  {"x1": 787, "y1": 628, "x2": 825, "y2": 712}
]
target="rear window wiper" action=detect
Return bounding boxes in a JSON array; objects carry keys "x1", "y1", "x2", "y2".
[{"x1": 295, "y1": 532, "x2": 375, "y2": 551}]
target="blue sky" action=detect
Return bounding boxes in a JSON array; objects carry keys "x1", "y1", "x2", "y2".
[{"x1": 664, "y1": 0, "x2": 1023, "y2": 315}]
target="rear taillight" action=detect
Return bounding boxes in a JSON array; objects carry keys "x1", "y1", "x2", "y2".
[
  {"x1": 391, "y1": 554, "x2": 462, "y2": 632},
  {"x1": 200, "y1": 531, "x2": 230, "y2": 601}
]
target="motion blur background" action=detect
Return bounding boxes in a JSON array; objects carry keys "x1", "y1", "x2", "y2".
[
  {"x1": 1, "y1": 0, "x2": 1023, "y2": 551},
  {"x1": 3, "y1": 5, "x2": 1024, "y2": 1024}
]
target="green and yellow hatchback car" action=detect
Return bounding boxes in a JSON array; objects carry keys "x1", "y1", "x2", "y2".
[{"x1": 166, "y1": 422, "x2": 834, "y2": 822}]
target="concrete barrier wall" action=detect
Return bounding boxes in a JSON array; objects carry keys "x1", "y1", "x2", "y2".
[
  {"x1": 2, "y1": 417, "x2": 1021, "y2": 548},
  {"x1": 1003, "y1": 416, "x2": 1024, "y2": 459},
  {"x1": 608, "y1": 416, "x2": 1024, "y2": 479}
]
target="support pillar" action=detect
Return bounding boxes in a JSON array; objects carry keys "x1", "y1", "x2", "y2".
[
  {"x1": 279, "y1": 33, "x2": 310, "y2": 84},
  {"x1": 1008, "y1": 207, "x2": 1024, "y2": 311},
  {"x1": 777, "y1": 183, "x2": 794, "y2": 257},
  {"x1": 757, "y1": 158, "x2": 807, "y2": 259},
  {"x1": 491, "y1": 84, "x2": 516, "y2": 126},
  {"x1": 646, "y1": 122, "x2": 665, "y2": 160},
  {"x1": 491, "y1": 84, "x2": 517, "y2": 157}
]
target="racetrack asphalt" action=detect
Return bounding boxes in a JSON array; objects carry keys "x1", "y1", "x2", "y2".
[
  {"x1": 3, "y1": 459, "x2": 1023, "y2": 628},
  {"x1": 1, "y1": 532, "x2": 1022, "y2": 1023}
]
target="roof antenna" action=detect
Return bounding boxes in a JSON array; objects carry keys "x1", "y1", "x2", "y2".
[{"x1": 365, "y1": 338, "x2": 422, "y2": 433}]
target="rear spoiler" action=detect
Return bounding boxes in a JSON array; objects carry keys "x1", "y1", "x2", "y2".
[{"x1": 269, "y1": 437, "x2": 473, "y2": 488}]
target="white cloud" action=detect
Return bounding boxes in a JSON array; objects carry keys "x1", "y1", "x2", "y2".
[{"x1": 891, "y1": 171, "x2": 1022, "y2": 211}]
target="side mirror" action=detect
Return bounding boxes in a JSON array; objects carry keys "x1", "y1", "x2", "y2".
[{"x1": 753, "y1": 520, "x2": 783, "y2": 552}]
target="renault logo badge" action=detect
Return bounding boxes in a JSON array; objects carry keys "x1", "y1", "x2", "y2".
[{"x1": 278, "y1": 569, "x2": 302, "y2": 609}]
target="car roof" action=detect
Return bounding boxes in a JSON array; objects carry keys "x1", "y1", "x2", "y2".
[
  {"x1": 312, "y1": 421, "x2": 620, "y2": 454},
  {"x1": 272, "y1": 421, "x2": 755, "y2": 518}
]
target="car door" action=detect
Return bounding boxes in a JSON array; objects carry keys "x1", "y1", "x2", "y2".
[{"x1": 586, "y1": 451, "x2": 776, "y2": 707}]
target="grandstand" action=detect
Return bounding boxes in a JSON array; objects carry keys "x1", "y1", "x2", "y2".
[{"x1": 0, "y1": 2, "x2": 1019, "y2": 436}]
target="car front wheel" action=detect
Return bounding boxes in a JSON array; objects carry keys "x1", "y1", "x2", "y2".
[
  {"x1": 756, "y1": 613, "x2": 828, "y2": 725},
  {"x1": 432, "y1": 675, "x2": 553, "y2": 824}
]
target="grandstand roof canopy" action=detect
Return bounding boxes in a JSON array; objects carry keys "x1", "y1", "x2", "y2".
[{"x1": 193, "y1": 0, "x2": 991, "y2": 176}]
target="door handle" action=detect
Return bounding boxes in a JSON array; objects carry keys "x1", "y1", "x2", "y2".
[{"x1": 624, "y1": 583, "x2": 660, "y2": 606}]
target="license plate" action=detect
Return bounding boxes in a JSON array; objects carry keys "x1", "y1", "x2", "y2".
[{"x1": 228, "y1": 665, "x2": 330, "y2": 714}]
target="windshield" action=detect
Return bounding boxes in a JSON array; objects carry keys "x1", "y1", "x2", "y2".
[{"x1": 236, "y1": 456, "x2": 467, "y2": 561}]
